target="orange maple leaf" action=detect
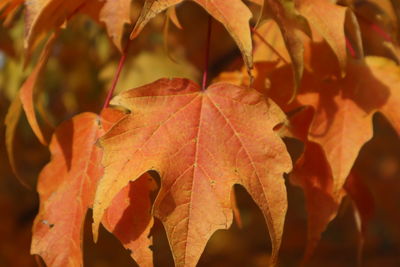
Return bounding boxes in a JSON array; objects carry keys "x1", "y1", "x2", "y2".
[
  {"x1": 92, "y1": 78, "x2": 292, "y2": 266},
  {"x1": 270, "y1": 56, "x2": 398, "y2": 262},
  {"x1": 31, "y1": 109, "x2": 155, "y2": 267}
]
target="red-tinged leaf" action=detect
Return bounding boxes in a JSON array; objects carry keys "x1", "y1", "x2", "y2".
[
  {"x1": 291, "y1": 141, "x2": 345, "y2": 263},
  {"x1": 4, "y1": 96, "x2": 30, "y2": 188},
  {"x1": 297, "y1": 86, "x2": 374, "y2": 196},
  {"x1": 131, "y1": 0, "x2": 254, "y2": 72},
  {"x1": 261, "y1": 49, "x2": 399, "y2": 261},
  {"x1": 267, "y1": 55, "x2": 399, "y2": 198},
  {"x1": 20, "y1": 33, "x2": 57, "y2": 146},
  {"x1": 102, "y1": 174, "x2": 157, "y2": 267},
  {"x1": 284, "y1": 106, "x2": 344, "y2": 262},
  {"x1": 32, "y1": 109, "x2": 154, "y2": 267},
  {"x1": 93, "y1": 78, "x2": 292, "y2": 267},
  {"x1": 298, "y1": 57, "x2": 400, "y2": 195},
  {"x1": 31, "y1": 112, "x2": 105, "y2": 267},
  {"x1": 296, "y1": 0, "x2": 347, "y2": 74}
]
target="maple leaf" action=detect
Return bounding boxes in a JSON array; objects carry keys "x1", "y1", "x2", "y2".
[
  {"x1": 102, "y1": 174, "x2": 157, "y2": 267},
  {"x1": 247, "y1": 33, "x2": 399, "y2": 260},
  {"x1": 100, "y1": 0, "x2": 132, "y2": 51},
  {"x1": 291, "y1": 141, "x2": 344, "y2": 261},
  {"x1": 24, "y1": 0, "x2": 132, "y2": 53},
  {"x1": 131, "y1": 0, "x2": 254, "y2": 72},
  {"x1": 251, "y1": 0, "x2": 311, "y2": 99},
  {"x1": 297, "y1": 56, "x2": 400, "y2": 194},
  {"x1": 252, "y1": 0, "x2": 361, "y2": 86},
  {"x1": 31, "y1": 109, "x2": 155, "y2": 267},
  {"x1": 295, "y1": 0, "x2": 347, "y2": 73},
  {"x1": 282, "y1": 106, "x2": 345, "y2": 261},
  {"x1": 264, "y1": 44, "x2": 399, "y2": 195},
  {"x1": 15, "y1": 0, "x2": 132, "y2": 149},
  {"x1": 264, "y1": 55, "x2": 399, "y2": 261},
  {"x1": 92, "y1": 78, "x2": 292, "y2": 266}
]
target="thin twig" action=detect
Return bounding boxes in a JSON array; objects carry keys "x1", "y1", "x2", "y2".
[
  {"x1": 202, "y1": 16, "x2": 213, "y2": 91},
  {"x1": 102, "y1": 41, "x2": 131, "y2": 109}
]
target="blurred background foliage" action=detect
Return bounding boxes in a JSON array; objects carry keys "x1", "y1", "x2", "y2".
[{"x1": 0, "y1": 0, "x2": 399, "y2": 266}]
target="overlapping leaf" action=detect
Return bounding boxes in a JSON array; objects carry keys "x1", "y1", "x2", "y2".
[
  {"x1": 131, "y1": 0, "x2": 254, "y2": 72},
  {"x1": 251, "y1": 0, "x2": 311, "y2": 99},
  {"x1": 4, "y1": 96, "x2": 26, "y2": 187},
  {"x1": 31, "y1": 109, "x2": 155, "y2": 267},
  {"x1": 0, "y1": 0, "x2": 23, "y2": 23},
  {"x1": 19, "y1": 33, "x2": 57, "y2": 146},
  {"x1": 297, "y1": 57, "x2": 400, "y2": 193},
  {"x1": 238, "y1": 26, "x2": 399, "y2": 259},
  {"x1": 281, "y1": 105, "x2": 345, "y2": 261},
  {"x1": 101, "y1": 0, "x2": 132, "y2": 51},
  {"x1": 296, "y1": 0, "x2": 347, "y2": 73},
  {"x1": 264, "y1": 54, "x2": 399, "y2": 260},
  {"x1": 24, "y1": 0, "x2": 133, "y2": 52},
  {"x1": 92, "y1": 78, "x2": 292, "y2": 266}
]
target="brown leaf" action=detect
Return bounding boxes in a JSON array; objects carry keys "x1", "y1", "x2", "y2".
[{"x1": 93, "y1": 78, "x2": 292, "y2": 266}]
